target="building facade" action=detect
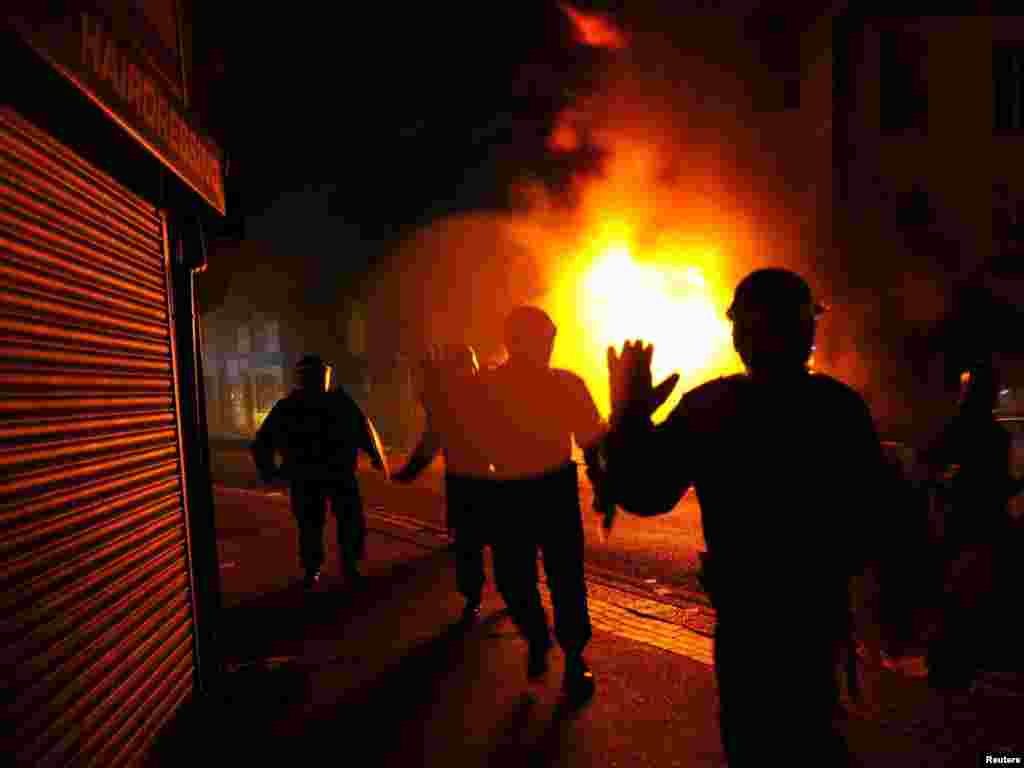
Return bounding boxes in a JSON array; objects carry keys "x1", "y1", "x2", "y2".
[
  {"x1": 3, "y1": 3, "x2": 224, "y2": 764},
  {"x1": 832, "y1": 13, "x2": 1024, "y2": 437}
]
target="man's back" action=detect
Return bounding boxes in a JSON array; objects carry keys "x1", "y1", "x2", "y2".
[
  {"x1": 429, "y1": 375, "x2": 491, "y2": 477},
  {"x1": 929, "y1": 411, "x2": 1013, "y2": 541},
  {"x1": 257, "y1": 388, "x2": 367, "y2": 482},
  {"x1": 482, "y1": 363, "x2": 604, "y2": 480},
  {"x1": 663, "y1": 372, "x2": 882, "y2": 623}
]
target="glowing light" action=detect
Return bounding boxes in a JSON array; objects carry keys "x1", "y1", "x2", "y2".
[
  {"x1": 542, "y1": 238, "x2": 740, "y2": 422},
  {"x1": 558, "y1": 3, "x2": 628, "y2": 49},
  {"x1": 548, "y1": 120, "x2": 580, "y2": 152}
]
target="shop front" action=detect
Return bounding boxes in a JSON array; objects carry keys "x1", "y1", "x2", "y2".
[{"x1": 3, "y1": 3, "x2": 224, "y2": 765}]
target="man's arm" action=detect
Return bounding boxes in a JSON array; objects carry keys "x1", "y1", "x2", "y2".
[
  {"x1": 393, "y1": 412, "x2": 442, "y2": 484},
  {"x1": 563, "y1": 372, "x2": 617, "y2": 529},
  {"x1": 604, "y1": 405, "x2": 693, "y2": 516},
  {"x1": 250, "y1": 404, "x2": 282, "y2": 484},
  {"x1": 603, "y1": 341, "x2": 689, "y2": 516}
]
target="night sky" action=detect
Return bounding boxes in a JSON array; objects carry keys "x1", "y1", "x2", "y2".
[
  {"x1": 192, "y1": 3, "x2": 596, "y2": 239},
  {"x1": 189, "y1": 2, "x2": 802, "y2": 310}
]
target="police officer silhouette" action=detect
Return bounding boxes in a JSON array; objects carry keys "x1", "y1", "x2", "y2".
[
  {"x1": 252, "y1": 355, "x2": 388, "y2": 588},
  {"x1": 924, "y1": 361, "x2": 1024, "y2": 691},
  {"x1": 605, "y1": 269, "x2": 887, "y2": 766}
]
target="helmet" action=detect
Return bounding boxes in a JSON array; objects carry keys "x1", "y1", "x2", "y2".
[
  {"x1": 295, "y1": 354, "x2": 332, "y2": 391},
  {"x1": 960, "y1": 361, "x2": 998, "y2": 410},
  {"x1": 727, "y1": 268, "x2": 826, "y2": 321}
]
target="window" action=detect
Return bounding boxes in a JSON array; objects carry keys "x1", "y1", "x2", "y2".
[
  {"x1": 749, "y1": 14, "x2": 802, "y2": 112},
  {"x1": 202, "y1": 332, "x2": 216, "y2": 364},
  {"x1": 993, "y1": 181, "x2": 1024, "y2": 275},
  {"x1": 237, "y1": 325, "x2": 251, "y2": 354},
  {"x1": 880, "y1": 27, "x2": 928, "y2": 135},
  {"x1": 994, "y1": 44, "x2": 1024, "y2": 134},
  {"x1": 264, "y1": 320, "x2": 281, "y2": 353}
]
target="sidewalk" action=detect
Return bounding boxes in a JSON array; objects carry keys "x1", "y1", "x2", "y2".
[{"x1": 142, "y1": 486, "x2": 1024, "y2": 767}]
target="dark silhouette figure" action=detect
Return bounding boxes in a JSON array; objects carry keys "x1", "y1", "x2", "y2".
[
  {"x1": 479, "y1": 306, "x2": 611, "y2": 705},
  {"x1": 604, "y1": 269, "x2": 887, "y2": 766},
  {"x1": 394, "y1": 343, "x2": 492, "y2": 625},
  {"x1": 924, "y1": 362, "x2": 1024, "y2": 692},
  {"x1": 251, "y1": 355, "x2": 389, "y2": 588}
]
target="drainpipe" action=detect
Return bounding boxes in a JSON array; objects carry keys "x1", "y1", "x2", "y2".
[{"x1": 171, "y1": 212, "x2": 224, "y2": 697}]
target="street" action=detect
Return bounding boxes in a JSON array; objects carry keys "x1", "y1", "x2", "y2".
[
  {"x1": 152, "y1": 442, "x2": 1024, "y2": 767},
  {"x1": 211, "y1": 442, "x2": 713, "y2": 615}
]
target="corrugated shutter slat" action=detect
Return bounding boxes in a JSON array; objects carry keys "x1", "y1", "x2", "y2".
[{"x1": 1, "y1": 108, "x2": 198, "y2": 767}]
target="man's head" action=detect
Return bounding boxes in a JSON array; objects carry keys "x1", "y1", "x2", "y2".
[
  {"x1": 295, "y1": 354, "x2": 331, "y2": 393},
  {"x1": 727, "y1": 268, "x2": 824, "y2": 378},
  {"x1": 443, "y1": 343, "x2": 480, "y2": 379},
  {"x1": 504, "y1": 306, "x2": 557, "y2": 368},
  {"x1": 959, "y1": 362, "x2": 999, "y2": 413}
]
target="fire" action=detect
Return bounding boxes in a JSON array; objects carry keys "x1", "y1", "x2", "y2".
[
  {"x1": 559, "y1": 3, "x2": 628, "y2": 50},
  {"x1": 548, "y1": 118, "x2": 580, "y2": 152},
  {"x1": 502, "y1": 5, "x2": 756, "y2": 421},
  {"x1": 539, "y1": 225, "x2": 742, "y2": 423}
]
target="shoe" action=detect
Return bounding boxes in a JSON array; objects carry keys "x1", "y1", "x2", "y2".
[
  {"x1": 527, "y1": 643, "x2": 549, "y2": 681},
  {"x1": 459, "y1": 600, "x2": 482, "y2": 626},
  {"x1": 563, "y1": 656, "x2": 595, "y2": 704},
  {"x1": 303, "y1": 569, "x2": 321, "y2": 589}
]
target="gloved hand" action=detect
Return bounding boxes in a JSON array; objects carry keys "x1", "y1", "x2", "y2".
[{"x1": 607, "y1": 340, "x2": 679, "y2": 427}]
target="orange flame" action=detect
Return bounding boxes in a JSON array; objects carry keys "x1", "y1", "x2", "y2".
[
  {"x1": 548, "y1": 117, "x2": 580, "y2": 152},
  {"x1": 506, "y1": 134, "x2": 751, "y2": 422},
  {"x1": 559, "y1": 3, "x2": 628, "y2": 50}
]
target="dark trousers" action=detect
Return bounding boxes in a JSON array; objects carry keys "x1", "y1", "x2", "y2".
[
  {"x1": 489, "y1": 463, "x2": 591, "y2": 657},
  {"x1": 446, "y1": 473, "x2": 487, "y2": 604},
  {"x1": 289, "y1": 479, "x2": 366, "y2": 573},
  {"x1": 713, "y1": 619, "x2": 851, "y2": 766},
  {"x1": 928, "y1": 540, "x2": 998, "y2": 690}
]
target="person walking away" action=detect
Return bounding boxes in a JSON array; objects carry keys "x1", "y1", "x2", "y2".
[
  {"x1": 251, "y1": 354, "x2": 389, "y2": 588},
  {"x1": 480, "y1": 306, "x2": 613, "y2": 706},
  {"x1": 394, "y1": 343, "x2": 492, "y2": 625}
]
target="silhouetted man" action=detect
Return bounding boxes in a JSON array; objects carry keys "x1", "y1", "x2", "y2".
[
  {"x1": 394, "y1": 343, "x2": 492, "y2": 625},
  {"x1": 481, "y1": 306, "x2": 611, "y2": 705},
  {"x1": 924, "y1": 362, "x2": 1024, "y2": 692},
  {"x1": 252, "y1": 355, "x2": 389, "y2": 588},
  {"x1": 604, "y1": 269, "x2": 886, "y2": 766}
]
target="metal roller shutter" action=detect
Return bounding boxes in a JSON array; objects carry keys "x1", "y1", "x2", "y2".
[{"x1": 0, "y1": 108, "x2": 198, "y2": 767}]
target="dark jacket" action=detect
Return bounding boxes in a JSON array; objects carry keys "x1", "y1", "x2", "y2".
[{"x1": 251, "y1": 387, "x2": 382, "y2": 485}]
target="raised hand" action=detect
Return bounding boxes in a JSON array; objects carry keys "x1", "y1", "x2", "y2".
[{"x1": 607, "y1": 340, "x2": 679, "y2": 425}]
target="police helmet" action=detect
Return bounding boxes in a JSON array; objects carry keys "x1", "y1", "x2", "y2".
[
  {"x1": 726, "y1": 268, "x2": 826, "y2": 321},
  {"x1": 295, "y1": 354, "x2": 332, "y2": 391}
]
